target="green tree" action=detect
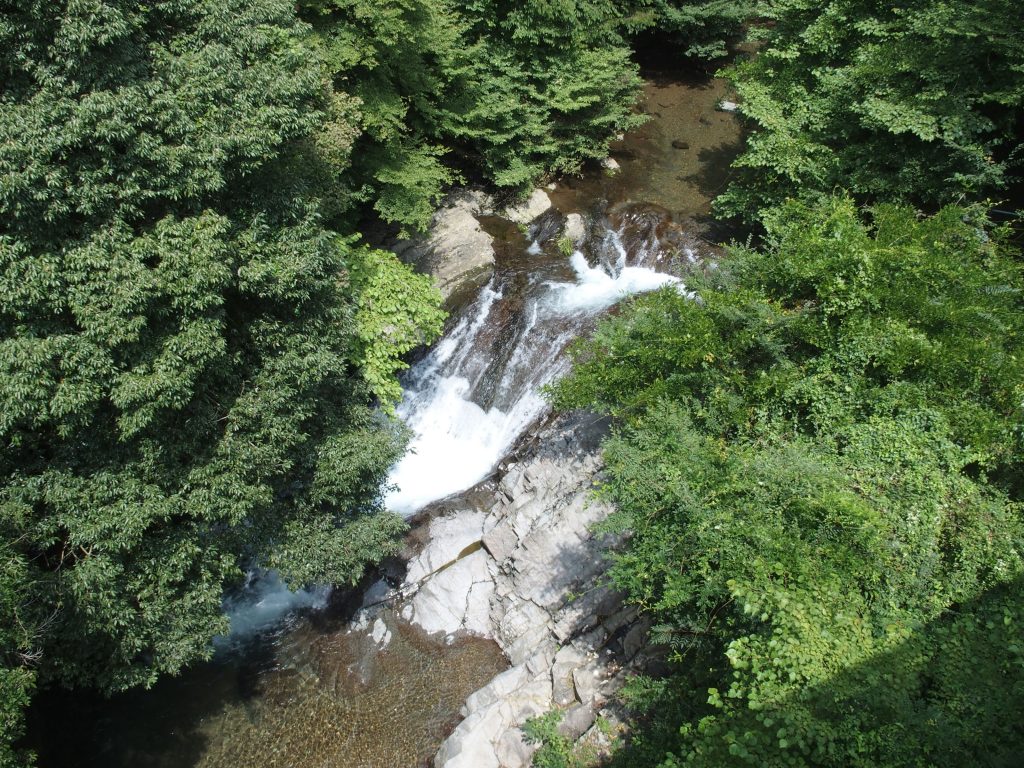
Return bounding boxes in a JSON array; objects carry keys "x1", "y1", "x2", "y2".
[
  {"x1": 553, "y1": 197, "x2": 1024, "y2": 766},
  {"x1": 0, "y1": 1, "x2": 442, "y2": 758},
  {"x1": 301, "y1": 0, "x2": 654, "y2": 218},
  {"x1": 444, "y1": 0, "x2": 646, "y2": 187},
  {"x1": 299, "y1": 0, "x2": 465, "y2": 231},
  {"x1": 623, "y1": 1, "x2": 753, "y2": 60},
  {"x1": 718, "y1": 0, "x2": 1024, "y2": 220}
]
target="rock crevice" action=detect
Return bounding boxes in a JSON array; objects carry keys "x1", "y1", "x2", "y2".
[{"x1": 390, "y1": 414, "x2": 652, "y2": 768}]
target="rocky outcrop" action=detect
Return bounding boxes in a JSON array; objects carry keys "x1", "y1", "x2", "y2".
[
  {"x1": 392, "y1": 190, "x2": 496, "y2": 305},
  {"x1": 563, "y1": 213, "x2": 586, "y2": 246},
  {"x1": 504, "y1": 188, "x2": 553, "y2": 225},
  {"x1": 388, "y1": 414, "x2": 651, "y2": 768}
]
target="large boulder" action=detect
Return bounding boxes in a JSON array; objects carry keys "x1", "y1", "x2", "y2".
[
  {"x1": 563, "y1": 213, "x2": 587, "y2": 246},
  {"x1": 504, "y1": 188, "x2": 553, "y2": 225},
  {"x1": 391, "y1": 190, "x2": 495, "y2": 305}
]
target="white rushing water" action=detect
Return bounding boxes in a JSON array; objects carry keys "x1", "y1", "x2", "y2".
[
  {"x1": 216, "y1": 571, "x2": 330, "y2": 645},
  {"x1": 385, "y1": 224, "x2": 680, "y2": 516}
]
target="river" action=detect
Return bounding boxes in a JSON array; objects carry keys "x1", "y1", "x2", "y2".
[{"x1": 27, "y1": 71, "x2": 742, "y2": 768}]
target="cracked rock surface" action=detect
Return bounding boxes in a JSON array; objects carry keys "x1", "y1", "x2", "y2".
[{"x1": 392, "y1": 412, "x2": 652, "y2": 768}]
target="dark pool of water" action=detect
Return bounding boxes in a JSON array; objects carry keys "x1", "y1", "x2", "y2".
[{"x1": 30, "y1": 611, "x2": 507, "y2": 768}]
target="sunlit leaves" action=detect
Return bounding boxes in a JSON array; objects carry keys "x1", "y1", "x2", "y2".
[
  {"x1": 553, "y1": 198, "x2": 1024, "y2": 766},
  {"x1": 719, "y1": 0, "x2": 1024, "y2": 220}
]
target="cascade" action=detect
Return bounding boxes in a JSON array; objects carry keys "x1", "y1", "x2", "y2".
[{"x1": 385, "y1": 217, "x2": 680, "y2": 516}]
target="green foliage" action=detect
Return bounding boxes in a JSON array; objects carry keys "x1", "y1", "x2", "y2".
[
  {"x1": 301, "y1": 0, "x2": 652, "y2": 224},
  {"x1": 623, "y1": 1, "x2": 753, "y2": 60},
  {"x1": 443, "y1": 2, "x2": 647, "y2": 187},
  {"x1": 0, "y1": 0, "x2": 423, "y2": 722},
  {"x1": 523, "y1": 711, "x2": 576, "y2": 768},
  {"x1": 0, "y1": 540, "x2": 35, "y2": 768},
  {"x1": 718, "y1": 0, "x2": 1024, "y2": 220},
  {"x1": 349, "y1": 245, "x2": 445, "y2": 407},
  {"x1": 300, "y1": 0, "x2": 463, "y2": 231},
  {"x1": 553, "y1": 197, "x2": 1024, "y2": 766}
]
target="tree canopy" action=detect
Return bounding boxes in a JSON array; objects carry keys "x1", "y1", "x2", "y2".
[
  {"x1": 0, "y1": 1, "x2": 754, "y2": 762},
  {"x1": 0, "y1": 1, "x2": 444, "y2": 762},
  {"x1": 718, "y1": 0, "x2": 1024, "y2": 220},
  {"x1": 551, "y1": 197, "x2": 1024, "y2": 766}
]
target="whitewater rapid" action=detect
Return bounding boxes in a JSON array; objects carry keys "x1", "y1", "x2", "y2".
[{"x1": 385, "y1": 226, "x2": 680, "y2": 516}]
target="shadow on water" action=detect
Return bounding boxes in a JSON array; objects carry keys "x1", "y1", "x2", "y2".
[
  {"x1": 28, "y1": 648, "x2": 266, "y2": 768},
  {"x1": 29, "y1": 610, "x2": 508, "y2": 768}
]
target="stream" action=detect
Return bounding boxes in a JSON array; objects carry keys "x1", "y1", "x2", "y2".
[{"x1": 27, "y1": 72, "x2": 742, "y2": 768}]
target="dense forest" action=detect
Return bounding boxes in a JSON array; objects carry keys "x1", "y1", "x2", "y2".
[
  {"x1": 1, "y1": 0, "x2": 1022, "y2": 766},
  {"x1": 548, "y1": 1, "x2": 1024, "y2": 766}
]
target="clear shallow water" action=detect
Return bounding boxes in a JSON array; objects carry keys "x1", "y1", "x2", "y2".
[
  {"x1": 27, "y1": 72, "x2": 743, "y2": 768},
  {"x1": 32, "y1": 612, "x2": 507, "y2": 768}
]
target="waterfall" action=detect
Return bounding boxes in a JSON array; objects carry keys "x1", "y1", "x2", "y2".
[{"x1": 385, "y1": 219, "x2": 681, "y2": 516}]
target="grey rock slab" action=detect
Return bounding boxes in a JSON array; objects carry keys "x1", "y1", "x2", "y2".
[
  {"x1": 482, "y1": 521, "x2": 519, "y2": 564},
  {"x1": 496, "y1": 730, "x2": 535, "y2": 768},
  {"x1": 408, "y1": 549, "x2": 494, "y2": 635},
  {"x1": 573, "y1": 666, "x2": 597, "y2": 706},
  {"x1": 504, "y1": 188, "x2": 553, "y2": 225},
  {"x1": 404, "y1": 507, "x2": 488, "y2": 585},
  {"x1": 558, "y1": 703, "x2": 596, "y2": 741},
  {"x1": 392, "y1": 190, "x2": 495, "y2": 304},
  {"x1": 623, "y1": 621, "x2": 647, "y2": 660}
]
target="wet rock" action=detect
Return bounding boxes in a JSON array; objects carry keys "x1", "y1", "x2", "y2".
[
  {"x1": 671, "y1": 139, "x2": 690, "y2": 150},
  {"x1": 563, "y1": 213, "x2": 586, "y2": 245},
  {"x1": 370, "y1": 617, "x2": 392, "y2": 649},
  {"x1": 392, "y1": 190, "x2": 495, "y2": 304},
  {"x1": 504, "y1": 188, "x2": 553, "y2": 225},
  {"x1": 601, "y1": 157, "x2": 621, "y2": 174}
]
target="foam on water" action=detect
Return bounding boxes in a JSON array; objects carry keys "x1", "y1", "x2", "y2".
[
  {"x1": 385, "y1": 225, "x2": 682, "y2": 517},
  {"x1": 386, "y1": 379, "x2": 547, "y2": 515},
  {"x1": 216, "y1": 571, "x2": 330, "y2": 645},
  {"x1": 548, "y1": 251, "x2": 679, "y2": 313}
]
